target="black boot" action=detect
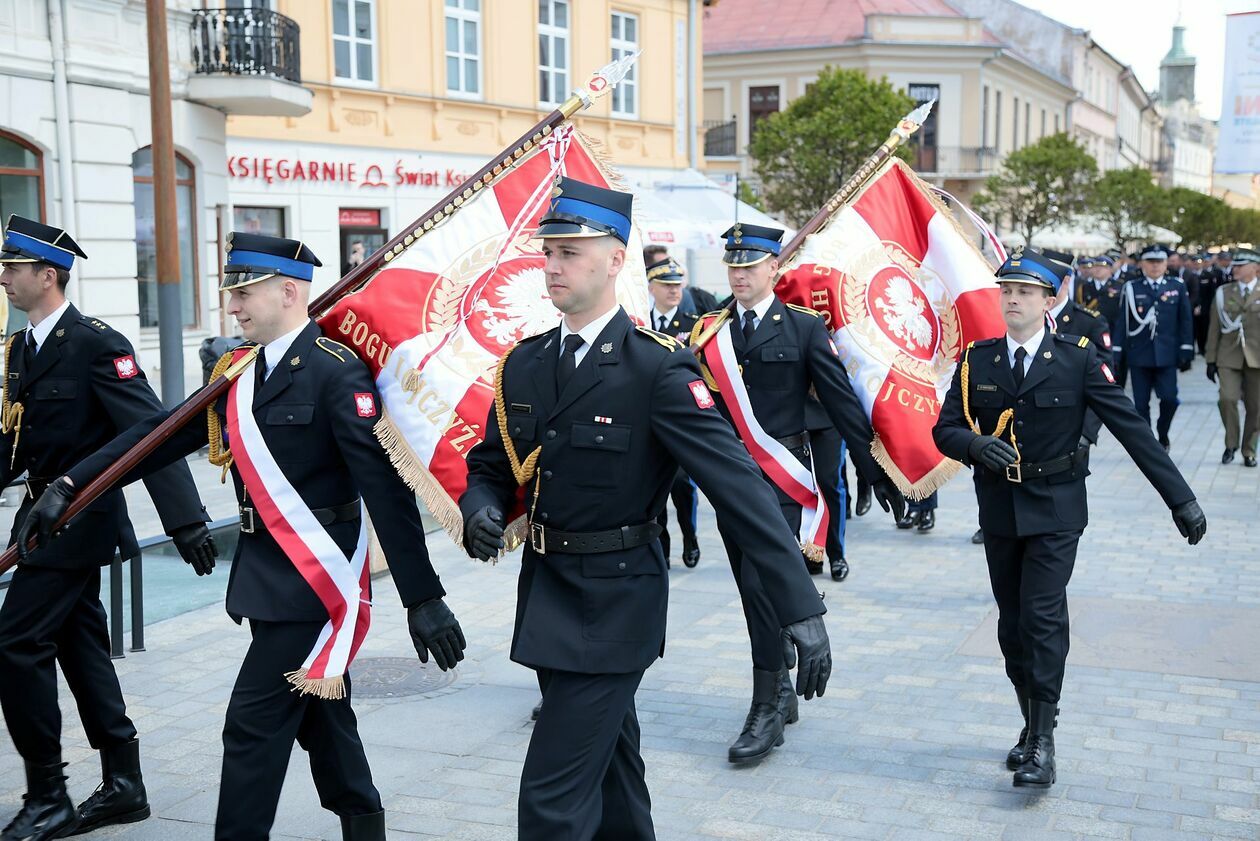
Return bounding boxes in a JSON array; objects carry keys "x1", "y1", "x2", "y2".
[
  {"x1": 916, "y1": 510, "x2": 935, "y2": 532},
  {"x1": 829, "y1": 556, "x2": 849, "y2": 581},
  {"x1": 682, "y1": 536, "x2": 700, "y2": 568},
  {"x1": 1006, "y1": 688, "x2": 1029, "y2": 770},
  {"x1": 804, "y1": 555, "x2": 823, "y2": 575},
  {"x1": 1013, "y1": 700, "x2": 1057, "y2": 789},
  {"x1": 70, "y1": 739, "x2": 149, "y2": 835},
  {"x1": 2, "y1": 760, "x2": 80, "y2": 841},
  {"x1": 341, "y1": 810, "x2": 386, "y2": 841},
  {"x1": 728, "y1": 669, "x2": 785, "y2": 763},
  {"x1": 896, "y1": 511, "x2": 918, "y2": 530},
  {"x1": 776, "y1": 669, "x2": 799, "y2": 726}
]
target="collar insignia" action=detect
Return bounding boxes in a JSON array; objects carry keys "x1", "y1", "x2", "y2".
[
  {"x1": 290, "y1": 356, "x2": 301, "y2": 366},
  {"x1": 600, "y1": 342, "x2": 613, "y2": 353}
]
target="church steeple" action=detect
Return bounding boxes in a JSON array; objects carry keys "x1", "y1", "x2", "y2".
[{"x1": 1159, "y1": 25, "x2": 1196, "y2": 104}]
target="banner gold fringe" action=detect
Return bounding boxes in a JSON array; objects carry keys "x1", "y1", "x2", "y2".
[
  {"x1": 284, "y1": 669, "x2": 346, "y2": 700},
  {"x1": 802, "y1": 542, "x2": 826, "y2": 563},
  {"x1": 870, "y1": 434, "x2": 961, "y2": 501}
]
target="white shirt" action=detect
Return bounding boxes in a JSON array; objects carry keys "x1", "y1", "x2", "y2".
[
  {"x1": 650, "y1": 306, "x2": 678, "y2": 331},
  {"x1": 736, "y1": 294, "x2": 775, "y2": 331},
  {"x1": 262, "y1": 319, "x2": 311, "y2": 379},
  {"x1": 1240, "y1": 281, "x2": 1256, "y2": 298},
  {"x1": 26, "y1": 299, "x2": 72, "y2": 354},
  {"x1": 1005, "y1": 330, "x2": 1045, "y2": 376},
  {"x1": 1048, "y1": 297, "x2": 1069, "y2": 322},
  {"x1": 558, "y1": 305, "x2": 621, "y2": 368}
]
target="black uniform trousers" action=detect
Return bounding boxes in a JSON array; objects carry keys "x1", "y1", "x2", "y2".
[
  {"x1": 0, "y1": 563, "x2": 137, "y2": 764},
  {"x1": 1129, "y1": 365, "x2": 1180, "y2": 438},
  {"x1": 654, "y1": 468, "x2": 698, "y2": 561},
  {"x1": 982, "y1": 530, "x2": 1082, "y2": 704},
  {"x1": 717, "y1": 498, "x2": 803, "y2": 671},
  {"x1": 215, "y1": 620, "x2": 380, "y2": 841},
  {"x1": 520, "y1": 667, "x2": 652, "y2": 841}
]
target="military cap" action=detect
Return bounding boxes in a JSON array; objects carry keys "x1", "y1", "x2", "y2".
[
  {"x1": 1231, "y1": 247, "x2": 1259, "y2": 266},
  {"x1": 535, "y1": 176, "x2": 633, "y2": 245},
  {"x1": 995, "y1": 246, "x2": 1070, "y2": 290},
  {"x1": 221, "y1": 232, "x2": 322, "y2": 291},
  {"x1": 1077, "y1": 256, "x2": 1097, "y2": 268},
  {"x1": 1138, "y1": 244, "x2": 1169, "y2": 261},
  {"x1": 645, "y1": 256, "x2": 685, "y2": 284},
  {"x1": 721, "y1": 222, "x2": 783, "y2": 267},
  {"x1": 1094, "y1": 254, "x2": 1115, "y2": 267},
  {"x1": 0, "y1": 214, "x2": 87, "y2": 271},
  {"x1": 1041, "y1": 248, "x2": 1075, "y2": 267}
]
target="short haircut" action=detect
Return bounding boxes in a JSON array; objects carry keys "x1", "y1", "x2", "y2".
[
  {"x1": 643, "y1": 245, "x2": 667, "y2": 263},
  {"x1": 33, "y1": 261, "x2": 70, "y2": 291}
]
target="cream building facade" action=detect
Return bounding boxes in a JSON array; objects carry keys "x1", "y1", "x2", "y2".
[
  {"x1": 700, "y1": 0, "x2": 1076, "y2": 205},
  {"x1": 226, "y1": 0, "x2": 699, "y2": 291}
]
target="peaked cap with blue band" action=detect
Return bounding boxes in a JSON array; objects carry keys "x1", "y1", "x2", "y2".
[
  {"x1": 0, "y1": 215, "x2": 87, "y2": 271},
  {"x1": 1138, "y1": 243, "x2": 1169, "y2": 261},
  {"x1": 221, "y1": 232, "x2": 322, "y2": 291},
  {"x1": 721, "y1": 222, "x2": 783, "y2": 267},
  {"x1": 645, "y1": 255, "x2": 685, "y2": 284},
  {"x1": 534, "y1": 176, "x2": 633, "y2": 245},
  {"x1": 995, "y1": 246, "x2": 1071, "y2": 291}
]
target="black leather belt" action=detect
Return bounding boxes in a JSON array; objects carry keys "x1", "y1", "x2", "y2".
[
  {"x1": 1005, "y1": 448, "x2": 1088, "y2": 484},
  {"x1": 240, "y1": 500, "x2": 360, "y2": 534},
  {"x1": 528, "y1": 521, "x2": 662, "y2": 555},
  {"x1": 776, "y1": 431, "x2": 810, "y2": 450}
]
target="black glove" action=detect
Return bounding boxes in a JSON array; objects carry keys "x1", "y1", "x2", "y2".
[
  {"x1": 781, "y1": 614, "x2": 832, "y2": 700},
  {"x1": 1170, "y1": 500, "x2": 1206, "y2": 546},
  {"x1": 407, "y1": 598, "x2": 467, "y2": 671},
  {"x1": 16, "y1": 478, "x2": 75, "y2": 561},
  {"x1": 967, "y1": 435, "x2": 1018, "y2": 474},
  {"x1": 1206, "y1": 363, "x2": 1218, "y2": 383},
  {"x1": 870, "y1": 477, "x2": 906, "y2": 523},
  {"x1": 1178, "y1": 358, "x2": 1193, "y2": 373},
  {"x1": 465, "y1": 505, "x2": 505, "y2": 561},
  {"x1": 171, "y1": 523, "x2": 217, "y2": 576}
]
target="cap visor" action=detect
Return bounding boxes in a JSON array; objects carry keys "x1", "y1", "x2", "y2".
[
  {"x1": 220, "y1": 271, "x2": 278, "y2": 291},
  {"x1": 722, "y1": 249, "x2": 773, "y2": 267}
]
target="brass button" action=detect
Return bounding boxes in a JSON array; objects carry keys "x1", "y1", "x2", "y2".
[
  {"x1": 512, "y1": 426, "x2": 521, "y2": 435},
  {"x1": 546, "y1": 430, "x2": 557, "y2": 440},
  {"x1": 618, "y1": 562, "x2": 627, "y2": 570},
  {"x1": 286, "y1": 414, "x2": 294, "y2": 422},
  {"x1": 594, "y1": 434, "x2": 605, "y2": 444}
]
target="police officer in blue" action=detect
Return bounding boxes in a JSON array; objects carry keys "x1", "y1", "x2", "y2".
[
  {"x1": 461, "y1": 177, "x2": 833, "y2": 840},
  {"x1": 21, "y1": 232, "x2": 466, "y2": 841},
  {"x1": 645, "y1": 255, "x2": 702, "y2": 567},
  {"x1": 1112, "y1": 244, "x2": 1195, "y2": 450},
  {"x1": 0, "y1": 215, "x2": 215, "y2": 840},
  {"x1": 934, "y1": 247, "x2": 1206, "y2": 790}
]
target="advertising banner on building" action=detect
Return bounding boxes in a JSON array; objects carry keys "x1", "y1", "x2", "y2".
[{"x1": 1216, "y1": 11, "x2": 1260, "y2": 174}]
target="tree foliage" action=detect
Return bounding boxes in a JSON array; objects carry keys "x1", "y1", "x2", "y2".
[
  {"x1": 747, "y1": 67, "x2": 915, "y2": 226},
  {"x1": 972, "y1": 133, "x2": 1097, "y2": 246},
  {"x1": 1090, "y1": 168, "x2": 1170, "y2": 250}
]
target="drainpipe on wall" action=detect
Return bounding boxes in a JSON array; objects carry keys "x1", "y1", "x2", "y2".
[{"x1": 48, "y1": 0, "x2": 80, "y2": 304}]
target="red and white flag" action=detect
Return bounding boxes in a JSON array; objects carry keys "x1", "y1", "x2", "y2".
[
  {"x1": 776, "y1": 158, "x2": 1006, "y2": 497},
  {"x1": 317, "y1": 126, "x2": 649, "y2": 544}
]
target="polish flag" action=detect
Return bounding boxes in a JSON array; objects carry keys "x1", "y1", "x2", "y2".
[
  {"x1": 317, "y1": 125, "x2": 649, "y2": 543},
  {"x1": 776, "y1": 158, "x2": 1005, "y2": 497}
]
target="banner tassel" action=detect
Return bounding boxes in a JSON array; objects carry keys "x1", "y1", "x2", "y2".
[
  {"x1": 284, "y1": 669, "x2": 346, "y2": 701},
  {"x1": 871, "y1": 435, "x2": 961, "y2": 501}
]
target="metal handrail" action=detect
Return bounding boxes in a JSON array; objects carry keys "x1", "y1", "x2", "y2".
[{"x1": 190, "y1": 7, "x2": 302, "y2": 83}]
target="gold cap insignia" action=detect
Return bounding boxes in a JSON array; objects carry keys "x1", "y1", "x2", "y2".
[
  {"x1": 600, "y1": 342, "x2": 613, "y2": 353},
  {"x1": 733, "y1": 224, "x2": 743, "y2": 244},
  {"x1": 551, "y1": 178, "x2": 563, "y2": 200}
]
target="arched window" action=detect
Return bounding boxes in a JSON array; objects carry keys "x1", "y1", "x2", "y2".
[
  {"x1": 133, "y1": 148, "x2": 199, "y2": 328},
  {"x1": 0, "y1": 132, "x2": 45, "y2": 334}
]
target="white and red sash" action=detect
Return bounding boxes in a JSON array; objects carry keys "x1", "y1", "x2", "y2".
[
  {"x1": 226, "y1": 352, "x2": 372, "y2": 699},
  {"x1": 701, "y1": 323, "x2": 829, "y2": 560}
]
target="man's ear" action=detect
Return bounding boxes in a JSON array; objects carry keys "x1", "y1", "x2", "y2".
[{"x1": 608, "y1": 243, "x2": 626, "y2": 275}]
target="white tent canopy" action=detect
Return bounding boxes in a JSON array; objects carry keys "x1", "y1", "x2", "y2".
[
  {"x1": 1002, "y1": 217, "x2": 1181, "y2": 254},
  {"x1": 630, "y1": 168, "x2": 792, "y2": 251}
]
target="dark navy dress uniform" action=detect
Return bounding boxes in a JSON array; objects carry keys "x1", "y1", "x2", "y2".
[
  {"x1": 1074, "y1": 256, "x2": 1124, "y2": 330},
  {"x1": 1113, "y1": 245, "x2": 1194, "y2": 446},
  {"x1": 64, "y1": 235, "x2": 445, "y2": 841},
  {"x1": 461, "y1": 181, "x2": 827, "y2": 840},
  {"x1": 933, "y1": 247, "x2": 1204, "y2": 789},
  {"x1": 0, "y1": 219, "x2": 208, "y2": 781},
  {"x1": 1052, "y1": 298, "x2": 1112, "y2": 445}
]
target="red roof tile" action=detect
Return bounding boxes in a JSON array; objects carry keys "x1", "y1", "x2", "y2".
[{"x1": 703, "y1": 0, "x2": 996, "y2": 54}]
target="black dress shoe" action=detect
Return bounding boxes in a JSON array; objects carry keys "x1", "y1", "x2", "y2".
[
  {"x1": 70, "y1": 740, "x2": 150, "y2": 835},
  {"x1": 1247, "y1": 456, "x2": 1258, "y2": 468},
  {"x1": 804, "y1": 557, "x2": 823, "y2": 575},
  {"x1": 2, "y1": 760, "x2": 80, "y2": 841},
  {"x1": 916, "y1": 510, "x2": 935, "y2": 532},
  {"x1": 340, "y1": 810, "x2": 386, "y2": 841},
  {"x1": 1013, "y1": 701, "x2": 1057, "y2": 789},
  {"x1": 971, "y1": 528, "x2": 984, "y2": 545},
  {"x1": 1222, "y1": 448, "x2": 1236, "y2": 464},
  {"x1": 531, "y1": 699, "x2": 543, "y2": 721},
  {"x1": 1158, "y1": 434, "x2": 1171, "y2": 452},
  {"x1": 728, "y1": 670, "x2": 786, "y2": 763},
  {"x1": 896, "y1": 511, "x2": 918, "y2": 530},
  {"x1": 829, "y1": 557, "x2": 849, "y2": 581},
  {"x1": 682, "y1": 538, "x2": 700, "y2": 568},
  {"x1": 854, "y1": 485, "x2": 872, "y2": 516}
]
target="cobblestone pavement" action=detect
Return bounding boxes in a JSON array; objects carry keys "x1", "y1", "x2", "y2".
[{"x1": 0, "y1": 366, "x2": 1256, "y2": 840}]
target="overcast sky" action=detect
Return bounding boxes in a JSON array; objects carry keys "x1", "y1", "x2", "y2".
[{"x1": 1014, "y1": 0, "x2": 1257, "y2": 120}]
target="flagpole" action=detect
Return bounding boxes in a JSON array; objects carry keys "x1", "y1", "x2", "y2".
[
  {"x1": 0, "y1": 55, "x2": 642, "y2": 576},
  {"x1": 688, "y1": 100, "x2": 935, "y2": 354}
]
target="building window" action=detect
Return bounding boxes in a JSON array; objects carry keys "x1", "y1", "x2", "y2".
[
  {"x1": 982, "y1": 85, "x2": 990, "y2": 148},
  {"x1": 1055, "y1": 113, "x2": 1061, "y2": 133},
  {"x1": 994, "y1": 91, "x2": 1002, "y2": 153},
  {"x1": 333, "y1": 0, "x2": 375, "y2": 83},
  {"x1": 233, "y1": 206, "x2": 286, "y2": 238},
  {"x1": 0, "y1": 131, "x2": 44, "y2": 334},
  {"x1": 610, "y1": 11, "x2": 638, "y2": 117},
  {"x1": 1025, "y1": 101, "x2": 1031, "y2": 147},
  {"x1": 445, "y1": 0, "x2": 481, "y2": 97},
  {"x1": 908, "y1": 83, "x2": 939, "y2": 171},
  {"x1": 133, "y1": 148, "x2": 199, "y2": 329},
  {"x1": 1012, "y1": 96, "x2": 1019, "y2": 150},
  {"x1": 538, "y1": 0, "x2": 570, "y2": 107},
  {"x1": 748, "y1": 85, "x2": 780, "y2": 141},
  {"x1": 1041, "y1": 108, "x2": 1047, "y2": 138}
]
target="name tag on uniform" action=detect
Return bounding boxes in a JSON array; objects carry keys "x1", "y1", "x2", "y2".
[
  {"x1": 976, "y1": 384, "x2": 998, "y2": 392},
  {"x1": 510, "y1": 403, "x2": 533, "y2": 414}
]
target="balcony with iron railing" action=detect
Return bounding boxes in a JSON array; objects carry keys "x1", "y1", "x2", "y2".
[
  {"x1": 704, "y1": 119, "x2": 738, "y2": 158},
  {"x1": 186, "y1": 7, "x2": 313, "y2": 117},
  {"x1": 911, "y1": 145, "x2": 999, "y2": 178}
]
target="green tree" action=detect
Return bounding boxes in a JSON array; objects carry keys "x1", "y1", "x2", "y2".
[
  {"x1": 972, "y1": 133, "x2": 1098, "y2": 246},
  {"x1": 1223, "y1": 207, "x2": 1260, "y2": 245},
  {"x1": 736, "y1": 178, "x2": 765, "y2": 213},
  {"x1": 1165, "y1": 187, "x2": 1230, "y2": 248},
  {"x1": 1090, "y1": 168, "x2": 1169, "y2": 250},
  {"x1": 747, "y1": 67, "x2": 915, "y2": 226}
]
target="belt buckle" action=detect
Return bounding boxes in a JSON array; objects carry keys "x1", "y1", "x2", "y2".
[
  {"x1": 240, "y1": 505, "x2": 256, "y2": 534},
  {"x1": 529, "y1": 522, "x2": 546, "y2": 554},
  {"x1": 1005, "y1": 463, "x2": 1023, "y2": 484}
]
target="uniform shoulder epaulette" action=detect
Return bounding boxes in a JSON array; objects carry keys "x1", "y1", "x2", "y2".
[
  {"x1": 634, "y1": 325, "x2": 680, "y2": 351},
  {"x1": 77, "y1": 314, "x2": 111, "y2": 332},
  {"x1": 1081, "y1": 307, "x2": 1102, "y2": 318},
  {"x1": 1053, "y1": 333, "x2": 1090, "y2": 348},
  {"x1": 785, "y1": 302, "x2": 822, "y2": 317},
  {"x1": 315, "y1": 336, "x2": 351, "y2": 362},
  {"x1": 968, "y1": 337, "x2": 1000, "y2": 349}
]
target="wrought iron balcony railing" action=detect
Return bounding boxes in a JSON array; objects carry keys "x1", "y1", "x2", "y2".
[{"x1": 191, "y1": 7, "x2": 301, "y2": 83}]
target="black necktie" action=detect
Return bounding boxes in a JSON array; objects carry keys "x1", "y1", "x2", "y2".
[
  {"x1": 742, "y1": 310, "x2": 757, "y2": 345},
  {"x1": 21, "y1": 330, "x2": 36, "y2": 370},
  {"x1": 657, "y1": 314, "x2": 668, "y2": 332},
  {"x1": 1013, "y1": 346, "x2": 1027, "y2": 389},
  {"x1": 557, "y1": 334, "x2": 584, "y2": 392}
]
